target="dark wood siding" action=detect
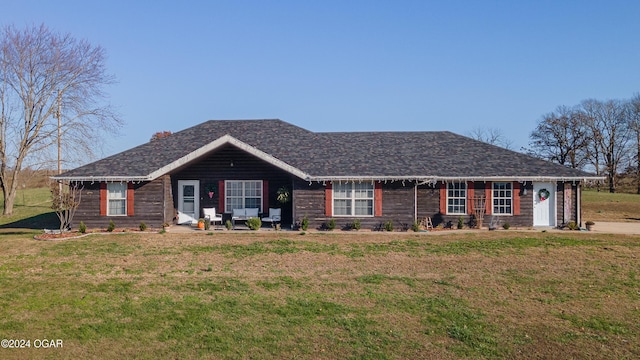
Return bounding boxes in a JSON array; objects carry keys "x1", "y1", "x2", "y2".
[
  {"x1": 73, "y1": 178, "x2": 167, "y2": 230},
  {"x1": 171, "y1": 144, "x2": 295, "y2": 224},
  {"x1": 292, "y1": 180, "x2": 326, "y2": 227},
  {"x1": 418, "y1": 181, "x2": 535, "y2": 228},
  {"x1": 293, "y1": 180, "x2": 417, "y2": 231},
  {"x1": 162, "y1": 175, "x2": 175, "y2": 225},
  {"x1": 515, "y1": 182, "x2": 533, "y2": 227}
]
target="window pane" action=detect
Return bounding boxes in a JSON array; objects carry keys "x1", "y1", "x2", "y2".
[
  {"x1": 245, "y1": 197, "x2": 261, "y2": 209},
  {"x1": 354, "y1": 199, "x2": 373, "y2": 216},
  {"x1": 334, "y1": 199, "x2": 350, "y2": 216},
  {"x1": 183, "y1": 200, "x2": 195, "y2": 213},
  {"x1": 492, "y1": 182, "x2": 513, "y2": 215},
  {"x1": 245, "y1": 181, "x2": 261, "y2": 197},
  {"x1": 447, "y1": 182, "x2": 466, "y2": 214},
  {"x1": 108, "y1": 183, "x2": 126, "y2": 197},
  {"x1": 227, "y1": 198, "x2": 243, "y2": 212},
  {"x1": 334, "y1": 183, "x2": 351, "y2": 198},
  {"x1": 227, "y1": 182, "x2": 242, "y2": 196},
  {"x1": 108, "y1": 200, "x2": 125, "y2": 215},
  {"x1": 107, "y1": 183, "x2": 127, "y2": 215},
  {"x1": 332, "y1": 182, "x2": 373, "y2": 216},
  {"x1": 225, "y1": 180, "x2": 263, "y2": 212},
  {"x1": 183, "y1": 185, "x2": 194, "y2": 197},
  {"x1": 354, "y1": 183, "x2": 373, "y2": 198}
]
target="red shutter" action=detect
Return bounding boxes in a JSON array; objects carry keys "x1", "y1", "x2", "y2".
[
  {"x1": 100, "y1": 182, "x2": 107, "y2": 216},
  {"x1": 467, "y1": 181, "x2": 474, "y2": 215},
  {"x1": 513, "y1": 181, "x2": 521, "y2": 215},
  {"x1": 127, "y1": 182, "x2": 135, "y2": 216},
  {"x1": 485, "y1": 182, "x2": 492, "y2": 215},
  {"x1": 325, "y1": 183, "x2": 333, "y2": 216},
  {"x1": 374, "y1": 182, "x2": 383, "y2": 216},
  {"x1": 262, "y1": 180, "x2": 269, "y2": 212},
  {"x1": 218, "y1": 180, "x2": 225, "y2": 213},
  {"x1": 439, "y1": 182, "x2": 447, "y2": 214}
]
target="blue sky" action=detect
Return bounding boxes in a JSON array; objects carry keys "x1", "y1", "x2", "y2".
[{"x1": 3, "y1": 0, "x2": 640, "y2": 161}]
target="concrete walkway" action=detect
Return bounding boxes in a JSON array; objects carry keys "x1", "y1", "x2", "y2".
[
  {"x1": 589, "y1": 222, "x2": 640, "y2": 235},
  {"x1": 165, "y1": 222, "x2": 640, "y2": 235}
]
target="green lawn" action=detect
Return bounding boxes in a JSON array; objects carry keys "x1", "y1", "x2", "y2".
[
  {"x1": 0, "y1": 232, "x2": 638, "y2": 359},
  {"x1": 0, "y1": 187, "x2": 639, "y2": 359},
  {"x1": 582, "y1": 189, "x2": 640, "y2": 222},
  {"x1": 0, "y1": 187, "x2": 57, "y2": 230}
]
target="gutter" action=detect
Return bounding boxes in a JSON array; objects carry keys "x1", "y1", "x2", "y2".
[{"x1": 306, "y1": 175, "x2": 605, "y2": 184}]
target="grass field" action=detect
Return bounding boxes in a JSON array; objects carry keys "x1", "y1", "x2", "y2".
[
  {"x1": 0, "y1": 187, "x2": 58, "y2": 229},
  {"x1": 0, "y1": 188, "x2": 639, "y2": 359},
  {"x1": 582, "y1": 190, "x2": 640, "y2": 223},
  {"x1": 0, "y1": 231, "x2": 638, "y2": 359}
]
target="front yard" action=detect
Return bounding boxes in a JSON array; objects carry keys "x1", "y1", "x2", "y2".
[{"x1": 1, "y1": 231, "x2": 638, "y2": 359}]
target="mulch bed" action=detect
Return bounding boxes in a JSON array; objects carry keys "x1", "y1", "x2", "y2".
[{"x1": 34, "y1": 228, "x2": 149, "y2": 241}]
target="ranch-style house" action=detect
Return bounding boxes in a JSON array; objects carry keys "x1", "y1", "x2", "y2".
[{"x1": 52, "y1": 119, "x2": 601, "y2": 230}]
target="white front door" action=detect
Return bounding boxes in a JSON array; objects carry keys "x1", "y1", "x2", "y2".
[
  {"x1": 178, "y1": 180, "x2": 199, "y2": 224},
  {"x1": 533, "y1": 182, "x2": 556, "y2": 227}
]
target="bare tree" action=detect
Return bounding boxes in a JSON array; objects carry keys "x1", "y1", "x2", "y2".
[
  {"x1": 0, "y1": 24, "x2": 121, "y2": 215},
  {"x1": 466, "y1": 127, "x2": 513, "y2": 149},
  {"x1": 629, "y1": 94, "x2": 640, "y2": 194},
  {"x1": 50, "y1": 181, "x2": 82, "y2": 232},
  {"x1": 580, "y1": 99, "x2": 633, "y2": 193},
  {"x1": 526, "y1": 105, "x2": 590, "y2": 169}
]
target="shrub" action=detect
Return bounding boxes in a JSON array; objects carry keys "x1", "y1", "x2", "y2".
[
  {"x1": 139, "y1": 222, "x2": 147, "y2": 231},
  {"x1": 204, "y1": 220, "x2": 210, "y2": 230},
  {"x1": 225, "y1": 220, "x2": 233, "y2": 230},
  {"x1": 351, "y1": 219, "x2": 361, "y2": 231},
  {"x1": 502, "y1": 222, "x2": 510, "y2": 230},
  {"x1": 301, "y1": 216, "x2": 309, "y2": 231},
  {"x1": 383, "y1": 220, "x2": 393, "y2": 232},
  {"x1": 107, "y1": 220, "x2": 115, "y2": 232},
  {"x1": 78, "y1": 221, "x2": 87, "y2": 234},
  {"x1": 411, "y1": 221, "x2": 420, "y2": 232},
  {"x1": 567, "y1": 221, "x2": 578, "y2": 230},
  {"x1": 457, "y1": 216, "x2": 464, "y2": 229},
  {"x1": 327, "y1": 218, "x2": 336, "y2": 231},
  {"x1": 246, "y1": 217, "x2": 262, "y2": 230}
]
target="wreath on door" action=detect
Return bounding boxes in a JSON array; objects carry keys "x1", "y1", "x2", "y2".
[
  {"x1": 204, "y1": 183, "x2": 217, "y2": 199},
  {"x1": 538, "y1": 188, "x2": 550, "y2": 201}
]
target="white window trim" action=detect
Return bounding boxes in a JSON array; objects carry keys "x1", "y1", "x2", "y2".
[
  {"x1": 107, "y1": 182, "x2": 127, "y2": 217},
  {"x1": 224, "y1": 180, "x2": 263, "y2": 213},
  {"x1": 332, "y1": 182, "x2": 375, "y2": 217},
  {"x1": 492, "y1": 182, "x2": 513, "y2": 216},
  {"x1": 446, "y1": 182, "x2": 467, "y2": 215}
]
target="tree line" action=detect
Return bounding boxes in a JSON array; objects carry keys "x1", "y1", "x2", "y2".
[{"x1": 527, "y1": 96, "x2": 640, "y2": 193}]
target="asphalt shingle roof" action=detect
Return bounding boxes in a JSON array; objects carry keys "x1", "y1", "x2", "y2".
[{"x1": 55, "y1": 119, "x2": 599, "y2": 181}]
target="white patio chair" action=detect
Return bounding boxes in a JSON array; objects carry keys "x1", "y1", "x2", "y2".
[
  {"x1": 261, "y1": 208, "x2": 282, "y2": 227},
  {"x1": 203, "y1": 207, "x2": 223, "y2": 228}
]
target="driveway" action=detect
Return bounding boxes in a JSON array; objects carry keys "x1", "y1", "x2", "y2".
[{"x1": 589, "y1": 222, "x2": 640, "y2": 235}]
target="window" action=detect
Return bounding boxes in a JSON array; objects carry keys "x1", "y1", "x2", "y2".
[
  {"x1": 333, "y1": 182, "x2": 374, "y2": 216},
  {"x1": 107, "y1": 183, "x2": 127, "y2": 216},
  {"x1": 447, "y1": 182, "x2": 466, "y2": 214},
  {"x1": 493, "y1": 182, "x2": 512, "y2": 215},
  {"x1": 225, "y1": 180, "x2": 262, "y2": 213}
]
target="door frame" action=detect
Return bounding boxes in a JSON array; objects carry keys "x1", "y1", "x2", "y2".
[
  {"x1": 533, "y1": 182, "x2": 556, "y2": 227},
  {"x1": 178, "y1": 180, "x2": 200, "y2": 224}
]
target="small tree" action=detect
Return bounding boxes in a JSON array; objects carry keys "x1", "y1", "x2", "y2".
[{"x1": 50, "y1": 181, "x2": 82, "y2": 231}]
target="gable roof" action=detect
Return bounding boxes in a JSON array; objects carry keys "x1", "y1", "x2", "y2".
[{"x1": 53, "y1": 119, "x2": 601, "y2": 183}]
